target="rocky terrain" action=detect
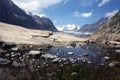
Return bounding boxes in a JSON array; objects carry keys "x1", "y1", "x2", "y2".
[
  {"x1": 79, "y1": 17, "x2": 108, "y2": 33},
  {"x1": 90, "y1": 11, "x2": 120, "y2": 42},
  {"x1": 0, "y1": 0, "x2": 57, "y2": 31}
]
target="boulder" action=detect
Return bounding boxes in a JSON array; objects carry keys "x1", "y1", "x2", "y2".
[
  {"x1": 0, "y1": 42, "x2": 16, "y2": 50},
  {"x1": 0, "y1": 58, "x2": 12, "y2": 66},
  {"x1": 109, "y1": 61, "x2": 120, "y2": 67},
  {"x1": 28, "y1": 50, "x2": 42, "y2": 59},
  {"x1": 115, "y1": 50, "x2": 120, "y2": 53}
]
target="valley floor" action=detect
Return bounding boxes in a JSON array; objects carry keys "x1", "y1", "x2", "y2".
[{"x1": 0, "y1": 22, "x2": 87, "y2": 46}]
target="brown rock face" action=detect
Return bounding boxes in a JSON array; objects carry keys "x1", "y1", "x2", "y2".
[{"x1": 91, "y1": 11, "x2": 120, "y2": 42}]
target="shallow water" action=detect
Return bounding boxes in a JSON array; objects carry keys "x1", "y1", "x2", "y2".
[
  {"x1": 0, "y1": 44, "x2": 119, "y2": 80},
  {"x1": 47, "y1": 44, "x2": 105, "y2": 64}
]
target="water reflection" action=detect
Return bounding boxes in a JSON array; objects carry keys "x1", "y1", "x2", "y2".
[{"x1": 0, "y1": 44, "x2": 112, "y2": 80}]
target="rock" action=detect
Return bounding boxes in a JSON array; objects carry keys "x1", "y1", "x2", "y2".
[
  {"x1": 87, "y1": 61, "x2": 91, "y2": 64},
  {"x1": 12, "y1": 61, "x2": 24, "y2": 67},
  {"x1": 11, "y1": 47, "x2": 19, "y2": 51},
  {"x1": 1, "y1": 42, "x2": 16, "y2": 50},
  {"x1": 71, "y1": 72, "x2": 77, "y2": 76},
  {"x1": 109, "y1": 61, "x2": 120, "y2": 67},
  {"x1": 28, "y1": 50, "x2": 41, "y2": 55},
  {"x1": 28, "y1": 50, "x2": 43, "y2": 59},
  {"x1": 69, "y1": 42, "x2": 76, "y2": 48},
  {"x1": 66, "y1": 46, "x2": 73, "y2": 48},
  {"x1": 0, "y1": 58, "x2": 12, "y2": 66},
  {"x1": 52, "y1": 58, "x2": 60, "y2": 63},
  {"x1": 115, "y1": 50, "x2": 120, "y2": 53},
  {"x1": 104, "y1": 56, "x2": 110, "y2": 60},
  {"x1": 68, "y1": 52, "x2": 74, "y2": 55},
  {"x1": 41, "y1": 53, "x2": 58, "y2": 59}
]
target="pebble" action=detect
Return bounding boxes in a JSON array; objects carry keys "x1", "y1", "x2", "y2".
[
  {"x1": 68, "y1": 52, "x2": 74, "y2": 55},
  {"x1": 115, "y1": 50, "x2": 120, "y2": 53},
  {"x1": 28, "y1": 50, "x2": 41, "y2": 55},
  {"x1": 104, "y1": 56, "x2": 110, "y2": 60},
  {"x1": 71, "y1": 72, "x2": 77, "y2": 76},
  {"x1": 41, "y1": 53, "x2": 58, "y2": 59},
  {"x1": 52, "y1": 58, "x2": 60, "y2": 63}
]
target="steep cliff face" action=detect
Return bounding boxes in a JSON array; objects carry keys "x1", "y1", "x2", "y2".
[
  {"x1": 0, "y1": 0, "x2": 57, "y2": 31},
  {"x1": 79, "y1": 17, "x2": 108, "y2": 33},
  {"x1": 91, "y1": 11, "x2": 120, "y2": 41}
]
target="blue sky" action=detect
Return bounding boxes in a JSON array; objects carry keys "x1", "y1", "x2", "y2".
[{"x1": 12, "y1": 0, "x2": 120, "y2": 30}]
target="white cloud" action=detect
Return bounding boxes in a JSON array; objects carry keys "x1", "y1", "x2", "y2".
[
  {"x1": 80, "y1": 12, "x2": 92, "y2": 18},
  {"x1": 12, "y1": 0, "x2": 63, "y2": 13},
  {"x1": 79, "y1": 0, "x2": 94, "y2": 7},
  {"x1": 105, "y1": 9, "x2": 119, "y2": 18},
  {"x1": 98, "y1": 0, "x2": 111, "y2": 7},
  {"x1": 73, "y1": 11, "x2": 92, "y2": 18}
]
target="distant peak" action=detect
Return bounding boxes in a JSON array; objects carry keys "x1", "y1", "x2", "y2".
[{"x1": 105, "y1": 9, "x2": 119, "y2": 19}]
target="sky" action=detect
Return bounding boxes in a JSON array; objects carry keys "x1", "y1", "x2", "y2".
[{"x1": 12, "y1": 0, "x2": 120, "y2": 31}]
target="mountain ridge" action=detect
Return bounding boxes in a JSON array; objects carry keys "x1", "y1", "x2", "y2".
[
  {"x1": 79, "y1": 17, "x2": 108, "y2": 33},
  {"x1": 0, "y1": 0, "x2": 57, "y2": 31},
  {"x1": 91, "y1": 10, "x2": 120, "y2": 41}
]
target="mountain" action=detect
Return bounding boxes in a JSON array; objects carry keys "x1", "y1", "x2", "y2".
[
  {"x1": 91, "y1": 11, "x2": 120, "y2": 41},
  {"x1": 62, "y1": 24, "x2": 79, "y2": 31},
  {"x1": 0, "y1": 0, "x2": 57, "y2": 31},
  {"x1": 79, "y1": 17, "x2": 108, "y2": 33}
]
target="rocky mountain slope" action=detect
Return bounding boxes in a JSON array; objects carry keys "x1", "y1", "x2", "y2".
[
  {"x1": 0, "y1": 0, "x2": 57, "y2": 31},
  {"x1": 91, "y1": 11, "x2": 120, "y2": 41},
  {"x1": 79, "y1": 17, "x2": 108, "y2": 33}
]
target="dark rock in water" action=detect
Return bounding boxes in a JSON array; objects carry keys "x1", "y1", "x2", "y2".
[
  {"x1": 83, "y1": 53, "x2": 89, "y2": 56},
  {"x1": 0, "y1": 42, "x2": 16, "y2": 50},
  {"x1": 69, "y1": 42, "x2": 76, "y2": 48},
  {"x1": 0, "y1": 58, "x2": 12, "y2": 66}
]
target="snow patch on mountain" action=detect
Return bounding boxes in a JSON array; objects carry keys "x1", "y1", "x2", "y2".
[{"x1": 62, "y1": 24, "x2": 80, "y2": 31}]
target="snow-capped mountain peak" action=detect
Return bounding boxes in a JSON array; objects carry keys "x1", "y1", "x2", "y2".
[{"x1": 62, "y1": 24, "x2": 80, "y2": 31}]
